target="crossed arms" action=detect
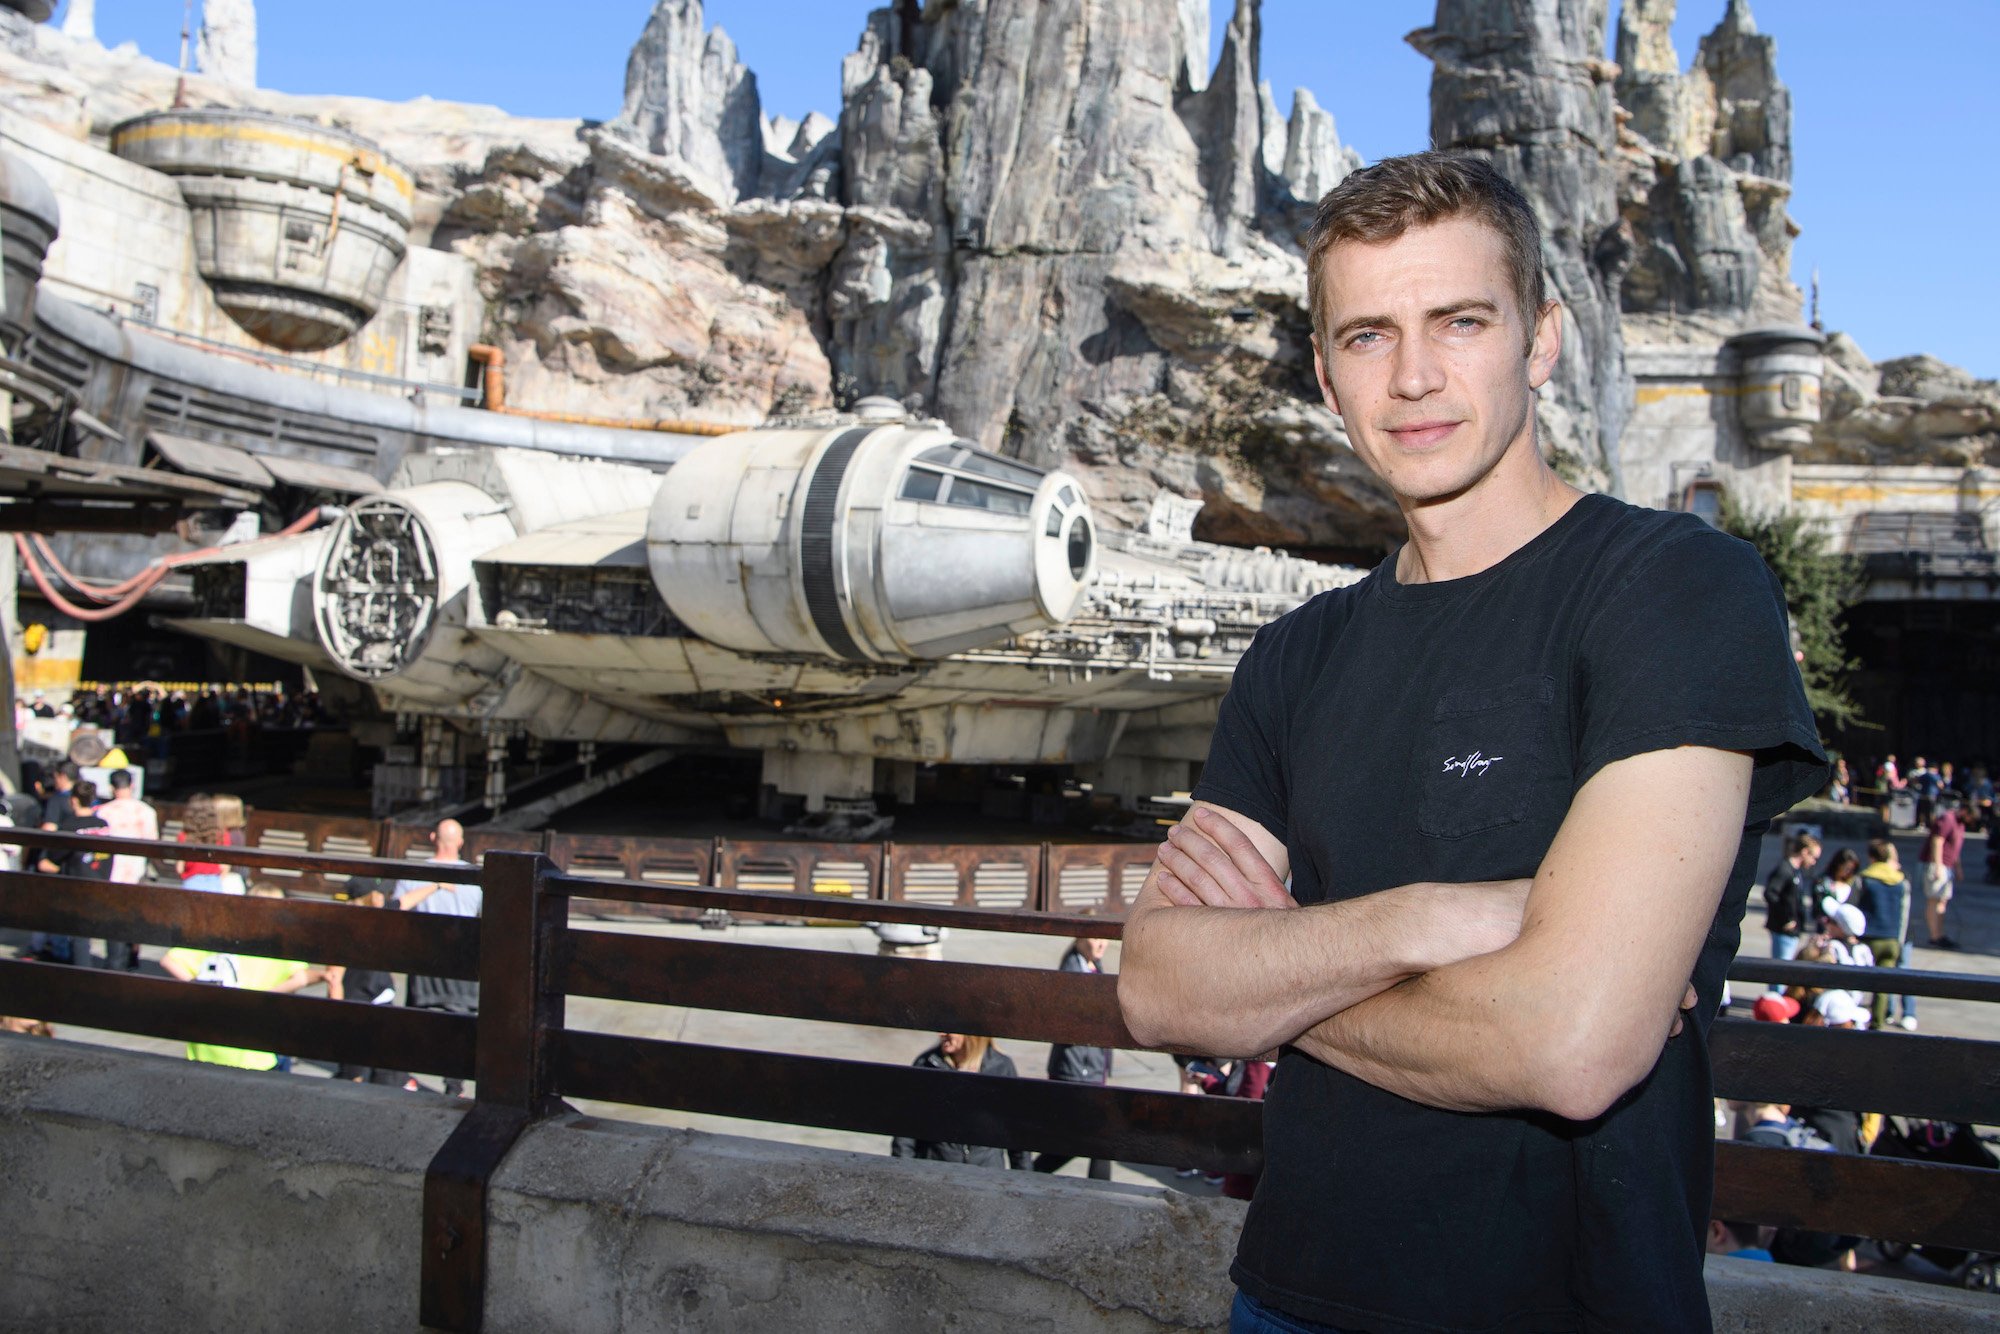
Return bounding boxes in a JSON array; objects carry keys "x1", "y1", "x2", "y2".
[{"x1": 1117, "y1": 745, "x2": 1753, "y2": 1121}]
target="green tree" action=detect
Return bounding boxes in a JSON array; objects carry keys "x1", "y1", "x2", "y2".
[{"x1": 1719, "y1": 495, "x2": 1864, "y2": 732}]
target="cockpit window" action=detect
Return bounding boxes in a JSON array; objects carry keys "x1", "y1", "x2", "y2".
[{"x1": 900, "y1": 440, "x2": 1042, "y2": 513}]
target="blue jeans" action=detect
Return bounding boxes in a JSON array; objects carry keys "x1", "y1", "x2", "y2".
[
  {"x1": 1768, "y1": 932, "x2": 1801, "y2": 990},
  {"x1": 1896, "y1": 936, "x2": 1917, "y2": 1020},
  {"x1": 1231, "y1": 1291, "x2": 1358, "y2": 1334}
]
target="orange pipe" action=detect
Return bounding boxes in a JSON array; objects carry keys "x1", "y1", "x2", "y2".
[
  {"x1": 466, "y1": 343, "x2": 743, "y2": 437},
  {"x1": 16, "y1": 507, "x2": 331, "y2": 622}
]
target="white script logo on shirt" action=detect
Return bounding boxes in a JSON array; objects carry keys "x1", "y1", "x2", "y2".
[{"x1": 1441, "y1": 751, "x2": 1503, "y2": 778}]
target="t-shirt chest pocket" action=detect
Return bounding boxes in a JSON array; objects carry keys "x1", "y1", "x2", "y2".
[{"x1": 1414, "y1": 674, "x2": 1560, "y2": 840}]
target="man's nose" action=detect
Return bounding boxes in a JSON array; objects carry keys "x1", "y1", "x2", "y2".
[{"x1": 1390, "y1": 334, "x2": 1446, "y2": 399}]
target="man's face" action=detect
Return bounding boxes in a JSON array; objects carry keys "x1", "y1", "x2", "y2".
[
  {"x1": 1078, "y1": 936, "x2": 1108, "y2": 963},
  {"x1": 1312, "y1": 214, "x2": 1560, "y2": 507}
]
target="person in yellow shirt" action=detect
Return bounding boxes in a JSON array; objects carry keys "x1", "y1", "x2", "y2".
[{"x1": 159, "y1": 943, "x2": 327, "y2": 1070}]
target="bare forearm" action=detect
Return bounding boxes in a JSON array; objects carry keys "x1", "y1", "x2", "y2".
[
  {"x1": 1120, "y1": 876, "x2": 1529, "y2": 1055},
  {"x1": 1119, "y1": 892, "x2": 1428, "y2": 1056},
  {"x1": 1293, "y1": 953, "x2": 1556, "y2": 1113},
  {"x1": 1296, "y1": 936, "x2": 1686, "y2": 1119}
]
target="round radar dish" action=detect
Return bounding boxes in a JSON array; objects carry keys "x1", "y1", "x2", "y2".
[{"x1": 314, "y1": 497, "x2": 442, "y2": 680}]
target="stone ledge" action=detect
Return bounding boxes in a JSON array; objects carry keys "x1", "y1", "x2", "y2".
[{"x1": 0, "y1": 1035, "x2": 1994, "y2": 1331}]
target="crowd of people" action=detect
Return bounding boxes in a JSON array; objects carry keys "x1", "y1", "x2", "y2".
[
  {"x1": 1713, "y1": 803, "x2": 1984, "y2": 1274},
  {"x1": 1847, "y1": 752, "x2": 1993, "y2": 834},
  {"x1": 15, "y1": 683, "x2": 337, "y2": 762}
]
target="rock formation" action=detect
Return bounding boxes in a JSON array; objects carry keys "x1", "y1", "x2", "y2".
[
  {"x1": 196, "y1": 0, "x2": 256, "y2": 89},
  {"x1": 1410, "y1": 0, "x2": 1632, "y2": 495},
  {"x1": 15, "y1": 0, "x2": 1959, "y2": 556},
  {"x1": 57, "y1": 0, "x2": 90, "y2": 42},
  {"x1": 1809, "y1": 336, "x2": 2000, "y2": 467},
  {"x1": 602, "y1": 0, "x2": 762, "y2": 206},
  {"x1": 1615, "y1": 0, "x2": 1802, "y2": 337}
]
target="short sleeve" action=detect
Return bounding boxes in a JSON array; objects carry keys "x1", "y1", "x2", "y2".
[
  {"x1": 1190, "y1": 620, "x2": 1294, "y2": 842},
  {"x1": 1574, "y1": 527, "x2": 1829, "y2": 824}
]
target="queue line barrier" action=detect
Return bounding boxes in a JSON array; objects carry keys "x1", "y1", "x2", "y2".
[{"x1": 0, "y1": 828, "x2": 1994, "y2": 1330}]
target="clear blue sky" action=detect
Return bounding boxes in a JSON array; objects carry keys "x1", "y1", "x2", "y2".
[{"x1": 63, "y1": 1, "x2": 1998, "y2": 378}]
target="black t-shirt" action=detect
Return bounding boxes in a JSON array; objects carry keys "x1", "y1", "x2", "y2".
[
  {"x1": 1190, "y1": 494, "x2": 1827, "y2": 1334},
  {"x1": 1763, "y1": 861, "x2": 1805, "y2": 933},
  {"x1": 53, "y1": 813, "x2": 113, "y2": 879}
]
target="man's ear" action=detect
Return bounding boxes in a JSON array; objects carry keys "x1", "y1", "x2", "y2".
[
  {"x1": 1311, "y1": 335, "x2": 1341, "y2": 418},
  {"x1": 1527, "y1": 299, "x2": 1563, "y2": 390}
]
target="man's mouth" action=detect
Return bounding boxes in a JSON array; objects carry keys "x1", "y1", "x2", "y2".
[{"x1": 1383, "y1": 420, "x2": 1461, "y2": 450}]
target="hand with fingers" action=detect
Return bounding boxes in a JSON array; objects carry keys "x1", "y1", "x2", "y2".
[
  {"x1": 1154, "y1": 807, "x2": 1297, "y2": 911},
  {"x1": 1671, "y1": 982, "x2": 1699, "y2": 1037}
]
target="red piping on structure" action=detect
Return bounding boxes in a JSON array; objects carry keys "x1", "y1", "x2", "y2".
[
  {"x1": 465, "y1": 343, "x2": 743, "y2": 437},
  {"x1": 15, "y1": 507, "x2": 330, "y2": 622}
]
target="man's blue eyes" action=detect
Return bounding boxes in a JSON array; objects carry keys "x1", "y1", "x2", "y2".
[{"x1": 1346, "y1": 318, "x2": 1484, "y2": 348}]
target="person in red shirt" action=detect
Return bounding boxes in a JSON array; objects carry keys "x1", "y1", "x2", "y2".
[{"x1": 1920, "y1": 796, "x2": 1967, "y2": 949}]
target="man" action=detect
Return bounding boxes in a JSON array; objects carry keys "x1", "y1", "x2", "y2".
[
  {"x1": 1918, "y1": 795, "x2": 1965, "y2": 949},
  {"x1": 1116, "y1": 153, "x2": 1825, "y2": 1333},
  {"x1": 394, "y1": 819, "x2": 480, "y2": 1097},
  {"x1": 328, "y1": 876, "x2": 409, "y2": 1090},
  {"x1": 1032, "y1": 931, "x2": 1114, "y2": 1180},
  {"x1": 32, "y1": 782, "x2": 113, "y2": 966},
  {"x1": 1763, "y1": 831, "x2": 1819, "y2": 962},
  {"x1": 1909, "y1": 756, "x2": 1941, "y2": 824},
  {"x1": 94, "y1": 770, "x2": 158, "y2": 965},
  {"x1": 35, "y1": 760, "x2": 77, "y2": 833}
]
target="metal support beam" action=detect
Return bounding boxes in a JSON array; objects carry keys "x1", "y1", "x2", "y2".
[
  {"x1": 0, "y1": 500, "x2": 183, "y2": 533},
  {"x1": 479, "y1": 748, "x2": 673, "y2": 832}
]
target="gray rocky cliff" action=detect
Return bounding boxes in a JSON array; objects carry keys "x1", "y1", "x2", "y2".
[
  {"x1": 1809, "y1": 337, "x2": 2000, "y2": 467},
  {"x1": 15, "y1": 0, "x2": 1944, "y2": 557},
  {"x1": 808, "y1": 0, "x2": 1392, "y2": 551},
  {"x1": 603, "y1": 0, "x2": 764, "y2": 206},
  {"x1": 195, "y1": 0, "x2": 256, "y2": 90},
  {"x1": 56, "y1": 0, "x2": 90, "y2": 42},
  {"x1": 1411, "y1": 0, "x2": 1632, "y2": 494},
  {"x1": 1616, "y1": 0, "x2": 1802, "y2": 340}
]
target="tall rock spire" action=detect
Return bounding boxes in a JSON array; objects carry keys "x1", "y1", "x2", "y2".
[
  {"x1": 59, "y1": 0, "x2": 95, "y2": 42},
  {"x1": 1176, "y1": 0, "x2": 1263, "y2": 257},
  {"x1": 195, "y1": 0, "x2": 256, "y2": 88},
  {"x1": 605, "y1": 0, "x2": 765, "y2": 205},
  {"x1": 1617, "y1": 0, "x2": 1803, "y2": 331},
  {"x1": 1409, "y1": 0, "x2": 1632, "y2": 495}
]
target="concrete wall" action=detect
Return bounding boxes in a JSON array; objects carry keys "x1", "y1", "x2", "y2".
[
  {"x1": 2, "y1": 1036, "x2": 1995, "y2": 1332},
  {"x1": 1623, "y1": 342, "x2": 1793, "y2": 516},
  {"x1": 1791, "y1": 463, "x2": 2000, "y2": 551},
  {"x1": 0, "y1": 106, "x2": 482, "y2": 399}
]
